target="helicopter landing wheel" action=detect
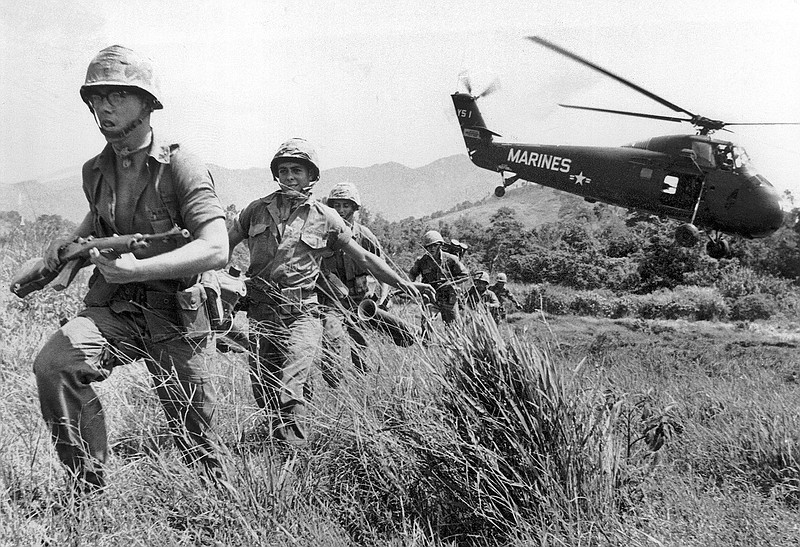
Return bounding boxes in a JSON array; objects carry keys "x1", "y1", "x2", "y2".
[
  {"x1": 675, "y1": 223, "x2": 701, "y2": 247},
  {"x1": 706, "y1": 239, "x2": 731, "y2": 260},
  {"x1": 494, "y1": 186, "x2": 506, "y2": 197}
]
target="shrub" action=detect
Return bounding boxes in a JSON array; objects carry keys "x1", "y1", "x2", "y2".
[
  {"x1": 632, "y1": 286, "x2": 727, "y2": 321},
  {"x1": 571, "y1": 291, "x2": 614, "y2": 317},
  {"x1": 523, "y1": 283, "x2": 574, "y2": 315},
  {"x1": 730, "y1": 294, "x2": 777, "y2": 321}
]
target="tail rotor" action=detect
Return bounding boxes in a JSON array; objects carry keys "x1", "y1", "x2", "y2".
[{"x1": 459, "y1": 72, "x2": 501, "y2": 99}]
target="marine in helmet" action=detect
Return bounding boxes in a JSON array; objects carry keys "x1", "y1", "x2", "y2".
[
  {"x1": 33, "y1": 46, "x2": 230, "y2": 492},
  {"x1": 465, "y1": 271, "x2": 501, "y2": 321},
  {"x1": 489, "y1": 272, "x2": 521, "y2": 320},
  {"x1": 408, "y1": 230, "x2": 470, "y2": 329},
  {"x1": 317, "y1": 182, "x2": 390, "y2": 385},
  {"x1": 228, "y1": 140, "x2": 434, "y2": 445}
]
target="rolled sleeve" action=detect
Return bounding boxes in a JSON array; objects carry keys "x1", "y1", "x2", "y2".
[{"x1": 171, "y1": 150, "x2": 225, "y2": 233}]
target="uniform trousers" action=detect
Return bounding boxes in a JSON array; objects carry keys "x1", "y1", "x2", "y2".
[
  {"x1": 247, "y1": 302, "x2": 322, "y2": 445},
  {"x1": 320, "y1": 306, "x2": 368, "y2": 388},
  {"x1": 33, "y1": 305, "x2": 220, "y2": 487}
]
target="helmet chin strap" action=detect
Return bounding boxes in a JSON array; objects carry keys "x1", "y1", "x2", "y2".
[
  {"x1": 277, "y1": 180, "x2": 317, "y2": 200},
  {"x1": 90, "y1": 104, "x2": 151, "y2": 142}
]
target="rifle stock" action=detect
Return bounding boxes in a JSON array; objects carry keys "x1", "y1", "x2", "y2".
[{"x1": 10, "y1": 226, "x2": 191, "y2": 298}]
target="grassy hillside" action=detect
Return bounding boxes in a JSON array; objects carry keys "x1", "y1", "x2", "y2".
[
  {"x1": 427, "y1": 181, "x2": 571, "y2": 230},
  {"x1": 2, "y1": 275, "x2": 799, "y2": 544}
]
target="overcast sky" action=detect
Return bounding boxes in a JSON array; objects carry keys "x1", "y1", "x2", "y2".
[{"x1": 2, "y1": 0, "x2": 799, "y2": 198}]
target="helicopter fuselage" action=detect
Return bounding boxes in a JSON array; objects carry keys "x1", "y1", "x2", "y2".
[{"x1": 453, "y1": 93, "x2": 785, "y2": 240}]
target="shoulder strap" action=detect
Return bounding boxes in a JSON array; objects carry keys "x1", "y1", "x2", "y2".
[{"x1": 152, "y1": 144, "x2": 185, "y2": 228}]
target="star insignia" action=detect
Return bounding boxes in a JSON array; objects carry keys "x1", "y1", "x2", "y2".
[{"x1": 571, "y1": 172, "x2": 591, "y2": 186}]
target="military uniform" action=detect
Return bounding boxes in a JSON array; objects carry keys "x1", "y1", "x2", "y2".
[
  {"x1": 489, "y1": 283, "x2": 521, "y2": 319},
  {"x1": 33, "y1": 136, "x2": 226, "y2": 486},
  {"x1": 465, "y1": 285, "x2": 502, "y2": 321},
  {"x1": 234, "y1": 192, "x2": 351, "y2": 443},
  {"x1": 317, "y1": 221, "x2": 382, "y2": 383},
  {"x1": 408, "y1": 251, "x2": 469, "y2": 323}
]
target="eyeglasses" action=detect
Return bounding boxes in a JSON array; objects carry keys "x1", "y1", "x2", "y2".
[{"x1": 88, "y1": 89, "x2": 130, "y2": 109}]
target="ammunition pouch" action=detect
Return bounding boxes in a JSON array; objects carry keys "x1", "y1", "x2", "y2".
[{"x1": 177, "y1": 283, "x2": 212, "y2": 338}]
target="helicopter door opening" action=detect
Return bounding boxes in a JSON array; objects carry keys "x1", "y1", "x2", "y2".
[{"x1": 660, "y1": 172, "x2": 703, "y2": 210}]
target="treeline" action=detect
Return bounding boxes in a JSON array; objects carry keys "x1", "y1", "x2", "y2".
[
  {"x1": 359, "y1": 195, "x2": 800, "y2": 319},
  {"x1": 4, "y1": 195, "x2": 800, "y2": 320}
]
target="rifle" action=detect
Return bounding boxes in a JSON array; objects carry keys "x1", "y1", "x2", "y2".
[{"x1": 10, "y1": 226, "x2": 191, "y2": 298}]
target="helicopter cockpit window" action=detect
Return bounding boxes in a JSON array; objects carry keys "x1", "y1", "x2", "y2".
[
  {"x1": 714, "y1": 144, "x2": 735, "y2": 171},
  {"x1": 732, "y1": 146, "x2": 751, "y2": 170},
  {"x1": 692, "y1": 142, "x2": 715, "y2": 168}
]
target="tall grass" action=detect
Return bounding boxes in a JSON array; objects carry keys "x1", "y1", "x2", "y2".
[{"x1": 2, "y1": 224, "x2": 800, "y2": 545}]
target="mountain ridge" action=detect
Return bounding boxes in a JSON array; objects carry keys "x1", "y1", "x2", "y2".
[{"x1": 1, "y1": 155, "x2": 565, "y2": 227}]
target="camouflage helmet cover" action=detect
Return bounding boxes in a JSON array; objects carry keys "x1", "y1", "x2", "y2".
[
  {"x1": 422, "y1": 230, "x2": 445, "y2": 247},
  {"x1": 474, "y1": 271, "x2": 491, "y2": 284},
  {"x1": 80, "y1": 45, "x2": 163, "y2": 109},
  {"x1": 328, "y1": 182, "x2": 362, "y2": 208},
  {"x1": 270, "y1": 138, "x2": 320, "y2": 181},
  {"x1": 496, "y1": 273, "x2": 508, "y2": 283}
]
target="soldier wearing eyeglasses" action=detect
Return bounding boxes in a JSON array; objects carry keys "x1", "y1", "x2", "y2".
[{"x1": 32, "y1": 46, "x2": 230, "y2": 492}]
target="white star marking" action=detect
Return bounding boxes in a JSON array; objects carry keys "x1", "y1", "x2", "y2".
[{"x1": 571, "y1": 172, "x2": 591, "y2": 185}]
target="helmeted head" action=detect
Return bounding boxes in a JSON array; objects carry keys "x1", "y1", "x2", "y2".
[
  {"x1": 80, "y1": 45, "x2": 162, "y2": 111},
  {"x1": 80, "y1": 45, "x2": 161, "y2": 142},
  {"x1": 422, "y1": 230, "x2": 445, "y2": 249},
  {"x1": 496, "y1": 273, "x2": 508, "y2": 284},
  {"x1": 474, "y1": 271, "x2": 491, "y2": 291},
  {"x1": 327, "y1": 182, "x2": 361, "y2": 222},
  {"x1": 270, "y1": 138, "x2": 320, "y2": 193}
]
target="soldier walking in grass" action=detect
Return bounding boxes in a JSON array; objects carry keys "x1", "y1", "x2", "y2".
[
  {"x1": 32, "y1": 46, "x2": 230, "y2": 492},
  {"x1": 317, "y1": 182, "x2": 390, "y2": 386},
  {"x1": 227, "y1": 139, "x2": 434, "y2": 445},
  {"x1": 465, "y1": 271, "x2": 502, "y2": 322},
  {"x1": 489, "y1": 272, "x2": 522, "y2": 320},
  {"x1": 409, "y1": 230, "x2": 470, "y2": 337}
]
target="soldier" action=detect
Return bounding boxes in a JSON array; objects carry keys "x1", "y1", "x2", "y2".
[
  {"x1": 409, "y1": 230, "x2": 470, "y2": 330},
  {"x1": 227, "y1": 139, "x2": 434, "y2": 445},
  {"x1": 33, "y1": 46, "x2": 230, "y2": 492},
  {"x1": 465, "y1": 271, "x2": 502, "y2": 321},
  {"x1": 317, "y1": 182, "x2": 389, "y2": 385},
  {"x1": 489, "y1": 272, "x2": 522, "y2": 320}
]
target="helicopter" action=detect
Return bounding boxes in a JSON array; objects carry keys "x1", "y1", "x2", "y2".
[{"x1": 452, "y1": 36, "x2": 795, "y2": 259}]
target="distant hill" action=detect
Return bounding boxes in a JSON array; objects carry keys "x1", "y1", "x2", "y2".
[
  {"x1": 0, "y1": 154, "x2": 575, "y2": 226},
  {"x1": 426, "y1": 182, "x2": 571, "y2": 230}
]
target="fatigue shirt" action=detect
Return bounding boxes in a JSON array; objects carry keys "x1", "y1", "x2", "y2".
[
  {"x1": 235, "y1": 192, "x2": 352, "y2": 294},
  {"x1": 82, "y1": 134, "x2": 225, "y2": 304},
  {"x1": 489, "y1": 283, "x2": 519, "y2": 306},
  {"x1": 408, "y1": 251, "x2": 468, "y2": 289},
  {"x1": 465, "y1": 287, "x2": 501, "y2": 309},
  {"x1": 319, "y1": 221, "x2": 382, "y2": 302}
]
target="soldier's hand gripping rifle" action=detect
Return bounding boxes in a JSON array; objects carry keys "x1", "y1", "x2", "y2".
[{"x1": 10, "y1": 226, "x2": 191, "y2": 298}]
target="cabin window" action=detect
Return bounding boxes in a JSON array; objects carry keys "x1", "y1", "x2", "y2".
[
  {"x1": 733, "y1": 146, "x2": 751, "y2": 170},
  {"x1": 714, "y1": 144, "x2": 735, "y2": 171},
  {"x1": 662, "y1": 175, "x2": 679, "y2": 195},
  {"x1": 692, "y1": 142, "x2": 715, "y2": 168}
]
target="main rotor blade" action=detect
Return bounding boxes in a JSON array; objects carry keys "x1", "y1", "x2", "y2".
[
  {"x1": 528, "y1": 36, "x2": 697, "y2": 119},
  {"x1": 723, "y1": 122, "x2": 800, "y2": 127},
  {"x1": 559, "y1": 104, "x2": 692, "y2": 123}
]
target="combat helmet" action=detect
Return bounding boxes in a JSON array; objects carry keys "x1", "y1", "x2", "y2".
[
  {"x1": 474, "y1": 271, "x2": 491, "y2": 284},
  {"x1": 495, "y1": 273, "x2": 508, "y2": 283},
  {"x1": 422, "y1": 230, "x2": 445, "y2": 247},
  {"x1": 80, "y1": 45, "x2": 162, "y2": 110},
  {"x1": 270, "y1": 138, "x2": 320, "y2": 182},
  {"x1": 328, "y1": 182, "x2": 362, "y2": 209}
]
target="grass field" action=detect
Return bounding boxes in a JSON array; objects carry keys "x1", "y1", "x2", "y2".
[{"x1": 1, "y1": 279, "x2": 799, "y2": 545}]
